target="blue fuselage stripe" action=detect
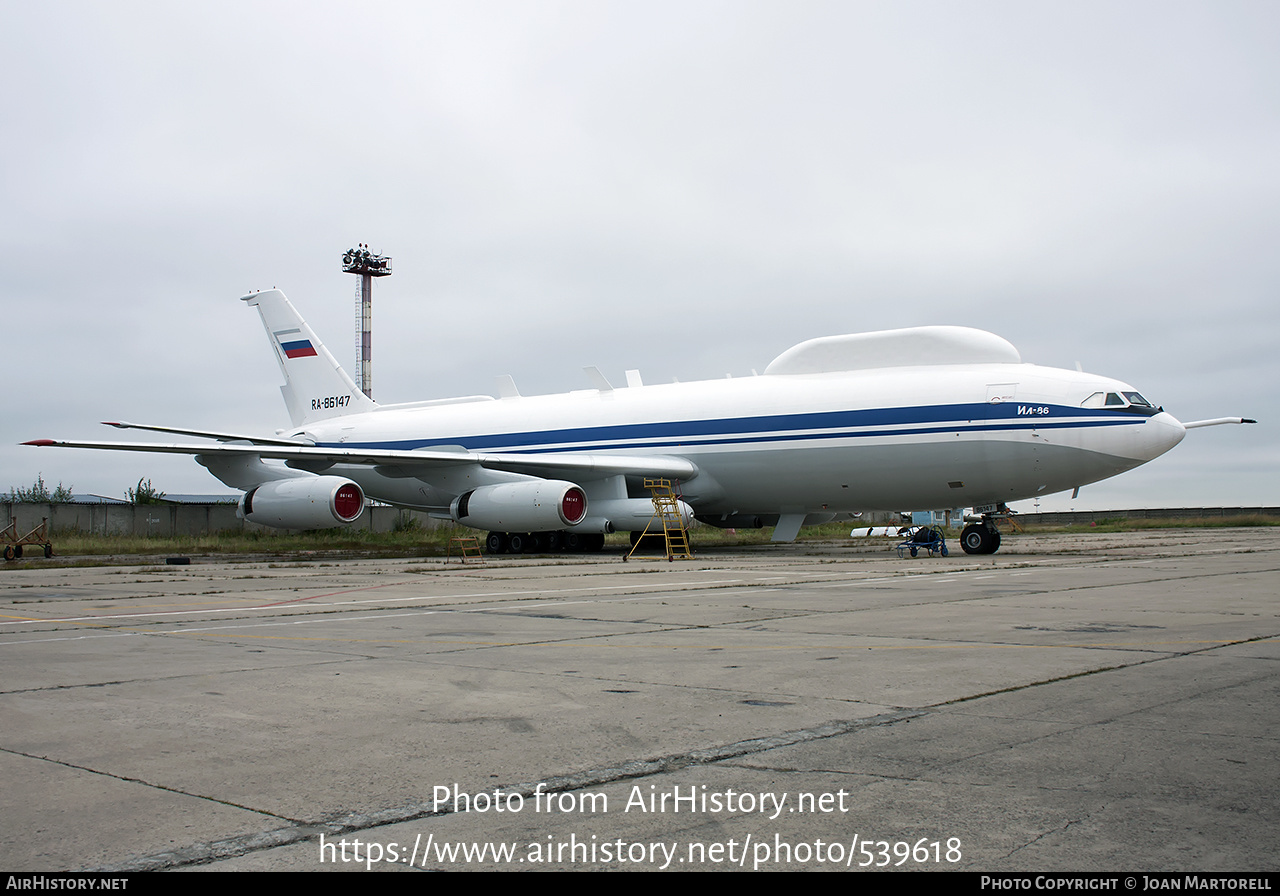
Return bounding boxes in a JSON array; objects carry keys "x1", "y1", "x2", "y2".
[{"x1": 319, "y1": 403, "x2": 1144, "y2": 454}]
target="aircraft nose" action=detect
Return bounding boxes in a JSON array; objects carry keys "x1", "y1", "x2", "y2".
[{"x1": 1139, "y1": 411, "x2": 1186, "y2": 461}]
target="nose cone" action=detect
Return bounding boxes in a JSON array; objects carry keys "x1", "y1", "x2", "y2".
[{"x1": 1138, "y1": 411, "x2": 1186, "y2": 461}]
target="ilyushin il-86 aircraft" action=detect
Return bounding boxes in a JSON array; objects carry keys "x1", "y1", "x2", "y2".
[{"x1": 25, "y1": 289, "x2": 1254, "y2": 555}]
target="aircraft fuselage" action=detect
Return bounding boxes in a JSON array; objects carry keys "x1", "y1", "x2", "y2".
[{"x1": 296, "y1": 362, "x2": 1186, "y2": 517}]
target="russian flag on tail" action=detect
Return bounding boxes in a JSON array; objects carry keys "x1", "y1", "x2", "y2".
[{"x1": 274, "y1": 328, "x2": 318, "y2": 359}]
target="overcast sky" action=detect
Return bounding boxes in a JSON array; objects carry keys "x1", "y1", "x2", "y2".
[{"x1": 3, "y1": 0, "x2": 1275, "y2": 513}]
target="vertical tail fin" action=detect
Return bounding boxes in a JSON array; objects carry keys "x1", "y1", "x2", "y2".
[{"x1": 241, "y1": 289, "x2": 376, "y2": 427}]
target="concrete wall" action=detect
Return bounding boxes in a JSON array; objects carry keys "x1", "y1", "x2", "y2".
[
  {"x1": 1015, "y1": 507, "x2": 1280, "y2": 526},
  {"x1": 0, "y1": 502, "x2": 450, "y2": 538},
  {"x1": 5, "y1": 502, "x2": 1275, "y2": 541}
]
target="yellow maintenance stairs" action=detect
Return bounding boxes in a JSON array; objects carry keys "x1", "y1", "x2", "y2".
[{"x1": 625, "y1": 478, "x2": 693, "y2": 561}]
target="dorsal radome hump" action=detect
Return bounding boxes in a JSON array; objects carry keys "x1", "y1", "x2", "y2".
[{"x1": 763, "y1": 326, "x2": 1021, "y2": 375}]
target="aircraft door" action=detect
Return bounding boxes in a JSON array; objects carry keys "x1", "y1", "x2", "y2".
[
  {"x1": 982, "y1": 382, "x2": 1022, "y2": 496},
  {"x1": 986, "y1": 383, "x2": 1017, "y2": 404}
]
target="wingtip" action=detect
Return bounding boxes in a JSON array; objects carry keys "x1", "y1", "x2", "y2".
[{"x1": 22, "y1": 439, "x2": 57, "y2": 446}]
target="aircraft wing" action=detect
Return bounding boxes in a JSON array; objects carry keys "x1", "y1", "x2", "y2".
[
  {"x1": 99, "y1": 421, "x2": 312, "y2": 446},
  {"x1": 21, "y1": 438, "x2": 700, "y2": 481}
]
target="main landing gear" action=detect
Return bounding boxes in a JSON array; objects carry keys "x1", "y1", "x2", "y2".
[
  {"x1": 960, "y1": 504, "x2": 1014, "y2": 555},
  {"x1": 959, "y1": 522, "x2": 1001, "y2": 555},
  {"x1": 486, "y1": 530, "x2": 606, "y2": 554}
]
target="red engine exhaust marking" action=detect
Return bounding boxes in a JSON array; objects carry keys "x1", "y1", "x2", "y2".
[
  {"x1": 333, "y1": 484, "x2": 364, "y2": 521},
  {"x1": 562, "y1": 488, "x2": 586, "y2": 524}
]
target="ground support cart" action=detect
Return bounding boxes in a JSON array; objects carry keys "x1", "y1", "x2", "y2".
[
  {"x1": 2, "y1": 517, "x2": 53, "y2": 561},
  {"x1": 896, "y1": 525, "x2": 949, "y2": 559}
]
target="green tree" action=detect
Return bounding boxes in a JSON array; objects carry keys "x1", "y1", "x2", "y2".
[
  {"x1": 126, "y1": 478, "x2": 167, "y2": 505},
  {"x1": 8, "y1": 474, "x2": 74, "y2": 503}
]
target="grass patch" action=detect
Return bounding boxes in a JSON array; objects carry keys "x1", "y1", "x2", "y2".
[
  {"x1": 35, "y1": 526, "x2": 474, "y2": 559},
  {"x1": 1020, "y1": 515, "x2": 1279, "y2": 533},
  {"x1": 5, "y1": 515, "x2": 1274, "y2": 566}
]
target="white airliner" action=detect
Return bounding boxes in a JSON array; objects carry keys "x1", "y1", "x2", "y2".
[{"x1": 25, "y1": 289, "x2": 1253, "y2": 555}]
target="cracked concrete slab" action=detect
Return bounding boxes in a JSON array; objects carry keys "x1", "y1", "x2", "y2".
[{"x1": 1, "y1": 528, "x2": 1276, "y2": 870}]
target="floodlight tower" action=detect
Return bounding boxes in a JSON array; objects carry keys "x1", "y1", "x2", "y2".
[{"x1": 341, "y1": 244, "x2": 392, "y2": 399}]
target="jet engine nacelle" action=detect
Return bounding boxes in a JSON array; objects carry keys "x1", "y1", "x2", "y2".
[
  {"x1": 578, "y1": 497, "x2": 696, "y2": 534},
  {"x1": 451, "y1": 480, "x2": 587, "y2": 531},
  {"x1": 237, "y1": 476, "x2": 365, "y2": 528}
]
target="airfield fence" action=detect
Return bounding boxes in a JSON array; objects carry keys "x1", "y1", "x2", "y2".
[
  {"x1": 2, "y1": 502, "x2": 1276, "y2": 539},
  {"x1": 0, "y1": 502, "x2": 449, "y2": 538},
  {"x1": 1013, "y1": 507, "x2": 1280, "y2": 526}
]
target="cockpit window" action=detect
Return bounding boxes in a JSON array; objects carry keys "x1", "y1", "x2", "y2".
[{"x1": 1081, "y1": 391, "x2": 1160, "y2": 415}]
